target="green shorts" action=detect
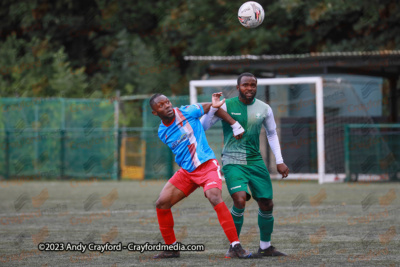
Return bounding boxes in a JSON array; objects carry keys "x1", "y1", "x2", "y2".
[{"x1": 222, "y1": 160, "x2": 273, "y2": 201}]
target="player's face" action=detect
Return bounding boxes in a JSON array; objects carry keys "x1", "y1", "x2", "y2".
[
  {"x1": 151, "y1": 95, "x2": 174, "y2": 119},
  {"x1": 237, "y1": 76, "x2": 257, "y2": 102}
]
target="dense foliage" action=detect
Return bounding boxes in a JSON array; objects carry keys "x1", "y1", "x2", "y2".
[{"x1": 0, "y1": 0, "x2": 398, "y2": 125}]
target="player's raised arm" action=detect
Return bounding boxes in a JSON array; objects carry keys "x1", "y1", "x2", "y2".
[
  {"x1": 199, "y1": 92, "x2": 226, "y2": 113},
  {"x1": 199, "y1": 92, "x2": 225, "y2": 130},
  {"x1": 200, "y1": 92, "x2": 244, "y2": 139},
  {"x1": 215, "y1": 108, "x2": 244, "y2": 140},
  {"x1": 198, "y1": 92, "x2": 222, "y2": 128}
]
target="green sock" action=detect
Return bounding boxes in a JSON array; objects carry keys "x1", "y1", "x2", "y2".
[
  {"x1": 258, "y1": 209, "x2": 274, "y2": 242},
  {"x1": 230, "y1": 206, "x2": 245, "y2": 237}
]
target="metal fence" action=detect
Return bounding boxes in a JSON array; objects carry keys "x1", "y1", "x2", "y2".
[
  {"x1": 0, "y1": 98, "x2": 118, "y2": 180},
  {"x1": 2, "y1": 96, "x2": 399, "y2": 182},
  {"x1": 345, "y1": 124, "x2": 400, "y2": 182}
]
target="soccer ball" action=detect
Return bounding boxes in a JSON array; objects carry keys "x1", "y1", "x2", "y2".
[{"x1": 238, "y1": 1, "x2": 265, "y2": 28}]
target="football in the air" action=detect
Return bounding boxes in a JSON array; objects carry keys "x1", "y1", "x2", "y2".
[{"x1": 238, "y1": 1, "x2": 265, "y2": 28}]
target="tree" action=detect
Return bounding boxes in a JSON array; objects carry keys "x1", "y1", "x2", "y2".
[{"x1": 0, "y1": 0, "x2": 398, "y2": 124}]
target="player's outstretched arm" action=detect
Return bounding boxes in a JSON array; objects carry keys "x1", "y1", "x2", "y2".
[
  {"x1": 200, "y1": 92, "x2": 226, "y2": 114},
  {"x1": 200, "y1": 92, "x2": 244, "y2": 139},
  {"x1": 199, "y1": 92, "x2": 226, "y2": 130},
  {"x1": 214, "y1": 108, "x2": 244, "y2": 139}
]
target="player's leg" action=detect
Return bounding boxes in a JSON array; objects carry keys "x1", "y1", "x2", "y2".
[
  {"x1": 154, "y1": 169, "x2": 198, "y2": 259},
  {"x1": 248, "y1": 160, "x2": 286, "y2": 256},
  {"x1": 155, "y1": 181, "x2": 187, "y2": 209},
  {"x1": 199, "y1": 160, "x2": 252, "y2": 258},
  {"x1": 257, "y1": 198, "x2": 274, "y2": 250},
  {"x1": 222, "y1": 164, "x2": 251, "y2": 237},
  {"x1": 201, "y1": 161, "x2": 239, "y2": 245},
  {"x1": 205, "y1": 187, "x2": 239, "y2": 245},
  {"x1": 205, "y1": 188, "x2": 252, "y2": 259},
  {"x1": 230, "y1": 191, "x2": 247, "y2": 236},
  {"x1": 204, "y1": 187, "x2": 223, "y2": 207},
  {"x1": 155, "y1": 181, "x2": 186, "y2": 246}
]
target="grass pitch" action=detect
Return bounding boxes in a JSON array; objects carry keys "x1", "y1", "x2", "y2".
[{"x1": 0, "y1": 179, "x2": 399, "y2": 266}]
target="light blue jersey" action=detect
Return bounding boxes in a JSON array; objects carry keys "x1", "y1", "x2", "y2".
[{"x1": 158, "y1": 104, "x2": 216, "y2": 172}]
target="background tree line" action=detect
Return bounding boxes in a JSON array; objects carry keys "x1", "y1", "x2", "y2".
[{"x1": 0, "y1": 0, "x2": 398, "y2": 126}]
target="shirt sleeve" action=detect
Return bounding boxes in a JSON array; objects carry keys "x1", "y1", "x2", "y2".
[
  {"x1": 200, "y1": 103, "x2": 225, "y2": 131},
  {"x1": 183, "y1": 104, "x2": 204, "y2": 119},
  {"x1": 262, "y1": 107, "x2": 284, "y2": 164}
]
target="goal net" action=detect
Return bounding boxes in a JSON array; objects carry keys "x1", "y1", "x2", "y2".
[
  {"x1": 345, "y1": 124, "x2": 400, "y2": 182},
  {"x1": 189, "y1": 76, "x2": 396, "y2": 184},
  {"x1": 190, "y1": 77, "x2": 326, "y2": 183}
]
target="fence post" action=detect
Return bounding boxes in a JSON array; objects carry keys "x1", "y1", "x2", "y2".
[
  {"x1": 5, "y1": 130, "x2": 10, "y2": 179},
  {"x1": 113, "y1": 91, "x2": 120, "y2": 181},
  {"x1": 60, "y1": 129, "x2": 65, "y2": 178},
  {"x1": 344, "y1": 125, "x2": 350, "y2": 182},
  {"x1": 61, "y1": 98, "x2": 65, "y2": 179},
  {"x1": 117, "y1": 129, "x2": 121, "y2": 180}
]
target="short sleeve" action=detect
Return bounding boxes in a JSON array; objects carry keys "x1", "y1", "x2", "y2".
[{"x1": 181, "y1": 104, "x2": 204, "y2": 119}]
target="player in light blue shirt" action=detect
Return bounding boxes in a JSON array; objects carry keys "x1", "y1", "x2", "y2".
[
  {"x1": 150, "y1": 93, "x2": 253, "y2": 259},
  {"x1": 157, "y1": 101, "x2": 215, "y2": 172}
]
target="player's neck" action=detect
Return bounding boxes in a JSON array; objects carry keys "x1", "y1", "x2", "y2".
[
  {"x1": 162, "y1": 117, "x2": 175, "y2": 126},
  {"x1": 238, "y1": 95, "x2": 255, "y2": 105},
  {"x1": 161, "y1": 114, "x2": 175, "y2": 126}
]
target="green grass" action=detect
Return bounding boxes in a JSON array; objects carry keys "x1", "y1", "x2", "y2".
[{"x1": 0, "y1": 180, "x2": 399, "y2": 266}]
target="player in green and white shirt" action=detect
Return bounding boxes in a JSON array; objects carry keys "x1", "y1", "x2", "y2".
[{"x1": 201, "y1": 73, "x2": 289, "y2": 257}]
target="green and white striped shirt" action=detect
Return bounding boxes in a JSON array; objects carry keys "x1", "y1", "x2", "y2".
[{"x1": 201, "y1": 97, "x2": 283, "y2": 166}]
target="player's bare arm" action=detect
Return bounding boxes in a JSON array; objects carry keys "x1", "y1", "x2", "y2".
[
  {"x1": 200, "y1": 92, "x2": 244, "y2": 139},
  {"x1": 200, "y1": 92, "x2": 226, "y2": 113},
  {"x1": 215, "y1": 108, "x2": 244, "y2": 140}
]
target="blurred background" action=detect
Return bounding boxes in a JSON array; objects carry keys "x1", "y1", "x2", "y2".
[{"x1": 0, "y1": 0, "x2": 399, "y2": 183}]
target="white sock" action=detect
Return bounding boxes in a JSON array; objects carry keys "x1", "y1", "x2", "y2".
[
  {"x1": 172, "y1": 241, "x2": 177, "y2": 245},
  {"x1": 231, "y1": 241, "x2": 240, "y2": 247},
  {"x1": 260, "y1": 241, "x2": 271, "y2": 250}
]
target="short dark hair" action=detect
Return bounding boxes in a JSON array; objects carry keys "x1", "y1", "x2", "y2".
[
  {"x1": 237, "y1": 72, "x2": 257, "y2": 85},
  {"x1": 149, "y1": 93, "x2": 163, "y2": 109}
]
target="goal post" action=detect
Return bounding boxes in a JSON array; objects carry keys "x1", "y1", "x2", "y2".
[{"x1": 189, "y1": 77, "x2": 326, "y2": 184}]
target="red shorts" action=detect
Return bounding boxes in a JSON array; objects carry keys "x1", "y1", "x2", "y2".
[{"x1": 169, "y1": 159, "x2": 222, "y2": 197}]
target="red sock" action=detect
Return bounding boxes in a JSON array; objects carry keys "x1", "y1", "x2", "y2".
[
  {"x1": 214, "y1": 202, "x2": 239, "y2": 243},
  {"x1": 156, "y1": 208, "x2": 176, "y2": 245}
]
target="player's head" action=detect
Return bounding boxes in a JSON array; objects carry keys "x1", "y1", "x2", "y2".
[
  {"x1": 150, "y1": 94, "x2": 174, "y2": 119},
  {"x1": 237, "y1": 72, "x2": 257, "y2": 103}
]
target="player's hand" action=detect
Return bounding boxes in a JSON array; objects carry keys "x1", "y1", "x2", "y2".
[
  {"x1": 211, "y1": 92, "x2": 226, "y2": 108},
  {"x1": 277, "y1": 163, "x2": 289, "y2": 179},
  {"x1": 231, "y1": 121, "x2": 244, "y2": 139},
  {"x1": 234, "y1": 132, "x2": 244, "y2": 139}
]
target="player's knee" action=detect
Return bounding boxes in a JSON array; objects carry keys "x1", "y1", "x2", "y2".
[
  {"x1": 208, "y1": 195, "x2": 222, "y2": 206},
  {"x1": 206, "y1": 193, "x2": 222, "y2": 206},
  {"x1": 233, "y1": 198, "x2": 246, "y2": 209},
  {"x1": 232, "y1": 193, "x2": 247, "y2": 209},
  {"x1": 259, "y1": 198, "x2": 273, "y2": 211},
  {"x1": 155, "y1": 198, "x2": 171, "y2": 209}
]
